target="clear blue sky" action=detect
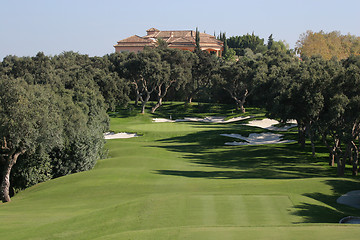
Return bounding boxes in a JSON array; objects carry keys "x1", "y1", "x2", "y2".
[{"x1": 1, "y1": 0, "x2": 360, "y2": 59}]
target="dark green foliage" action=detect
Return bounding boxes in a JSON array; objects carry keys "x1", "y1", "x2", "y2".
[
  {"x1": 216, "y1": 56, "x2": 267, "y2": 112},
  {"x1": 267, "y1": 34, "x2": 274, "y2": 50},
  {"x1": 227, "y1": 33, "x2": 267, "y2": 56},
  {"x1": 119, "y1": 47, "x2": 196, "y2": 113},
  {"x1": 257, "y1": 51, "x2": 360, "y2": 176},
  {"x1": 225, "y1": 33, "x2": 289, "y2": 57},
  {"x1": 0, "y1": 52, "x2": 114, "y2": 200},
  {"x1": 183, "y1": 50, "x2": 219, "y2": 103},
  {"x1": 195, "y1": 27, "x2": 200, "y2": 51},
  {"x1": 12, "y1": 150, "x2": 52, "y2": 190}
]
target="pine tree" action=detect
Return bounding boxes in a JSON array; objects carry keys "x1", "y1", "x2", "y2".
[
  {"x1": 195, "y1": 27, "x2": 201, "y2": 51},
  {"x1": 223, "y1": 33, "x2": 228, "y2": 56},
  {"x1": 268, "y1": 34, "x2": 274, "y2": 50}
]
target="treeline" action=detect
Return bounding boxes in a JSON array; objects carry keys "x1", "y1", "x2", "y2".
[
  {"x1": 111, "y1": 46, "x2": 360, "y2": 177},
  {"x1": 0, "y1": 52, "x2": 129, "y2": 202},
  {"x1": 257, "y1": 53, "x2": 360, "y2": 177},
  {"x1": 1, "y1": 31, "x2": 360, "y2": 201}
]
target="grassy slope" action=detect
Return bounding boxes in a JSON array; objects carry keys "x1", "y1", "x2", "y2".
[{"x1": 0, "y1": 102, "x2": 360, "y2": 239}]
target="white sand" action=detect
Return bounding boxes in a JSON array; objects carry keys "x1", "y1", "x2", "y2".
[
  {"x1": 221, "y1": 133, "x2": 295, "y2": 145},
  {"x1": 104, "y1": 132, "x2": 139, "y2": 139},
  {"x1": 246, "y1": 119, "x2": 297, "y2": 131},
  {"x1": 152, "y1": 118, "x2": 175, "y2": 123},
  {"x1": 153, "y1": 116, "x2": 250, "y2": 123},
  {"x1": 337, "y1": 190, "x2": 360, "y2": 209}
]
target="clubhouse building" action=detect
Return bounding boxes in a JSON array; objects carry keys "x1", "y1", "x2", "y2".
[{"x1": 114, "y1": 28, "x2": 224, "y2": 56}]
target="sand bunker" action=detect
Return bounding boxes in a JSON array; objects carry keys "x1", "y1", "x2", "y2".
[
  {"x1": 104, "y1": 132, "x2": 139, "y2": 139},
  {"x1": 153, "y1": 116, "x2": 250, "y2": 123},
  {"x1": 337, "y1": 190, "x2": 360, "y2": 209},
  {"x1": 246, "y1": 119, "x2": 297, "y2": 131},
  {"x1": 339, "y1": 216, "x2": 360, "y2": 224},
  {"x1": 221, "y1": 133, "x2": 295, "y2": 145},
  {"x1": 153, "y1": 118, "x2": 175, "y2": 123}
]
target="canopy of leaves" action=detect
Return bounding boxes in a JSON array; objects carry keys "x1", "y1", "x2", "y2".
[
  {"x1": 296, "y1": 30, "x2": 360, "y2": 60},
  {"x1": 0, "y1": 52, "x2": 110, "y2": 193},
  {"x1": 227, "y1": 33, "x2": 267, "y2": 56}
]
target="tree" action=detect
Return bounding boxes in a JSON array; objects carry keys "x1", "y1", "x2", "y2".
[
  {"x1": 216, "y1": 57, "x2": 266, "y2": 113},
  {"x1": 227, "y1": 33, "x2": 267, "y2": 56},
  {"x1": 90, "y1": 56, "x2": 129, "y2": 111},
  {"x1": 195, "y1": 27, "x2": 201, "y2": 52},
  {"x1": 290, "y1": 56, "x2": 338, "y2": 155},
  {"x1": 122, "y1": 49, "x2": 170, "y2": 114},
  {"x1": 0, "y1": 78, "x2": 62, "y2": 202},
  {"x1": 267, "y1": 34, "x2": 274, "y2": 50},
  {"x1": 0, "y1": 52, "x2": 110, "y2": 198},
  {"x1": 183, "y1": 50, "x2": 218, "y2": 103},
  {"x1": 256, "y1": 50, "x2": 302, "y2": 144},
  {"x1": 296, "y1": 30, "x2": 360, "y2": 60},
  {"x1": 151, "y1": 48, "x2": 195, "y2": 112},
  {"x1": 318, "y1": 55, "x2": 360, "y2": 176}
]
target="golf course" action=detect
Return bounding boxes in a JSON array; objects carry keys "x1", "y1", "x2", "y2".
[{"x1": 0, "y1": 103, "x2": 360, "y2": 239}]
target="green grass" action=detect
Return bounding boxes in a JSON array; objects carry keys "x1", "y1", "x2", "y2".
[{"x1": 1, "y1": 103, "x2": 360, "y2": 239}]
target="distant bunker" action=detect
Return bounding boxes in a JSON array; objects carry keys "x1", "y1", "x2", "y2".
[{"x1": 337, "y1": 190, "x2": 360, "y2": 224}]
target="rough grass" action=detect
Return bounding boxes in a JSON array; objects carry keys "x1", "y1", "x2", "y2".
[{"x1": 0, "y1": 102, "x2": 360, "y2": 239}]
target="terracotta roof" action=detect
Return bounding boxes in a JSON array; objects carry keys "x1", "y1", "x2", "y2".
[
  {"x1": 116, "y1": 35, "x2": 153, "y2": 44},
  {"x1": 146, "y1": 27, "x2": 160, "y2": 32},
  {"x1": 199, "y1": 33, "x2": 223, "y2": 44},
  {"x1": 114, "y1": 35, "x2": 155, "y2": 47},
  {"x1": 167, "y1": 36, "x2": 195, "y2": 46},
  {"x1": 115, "y1": 28, "x2": 223, "y2": 51}
]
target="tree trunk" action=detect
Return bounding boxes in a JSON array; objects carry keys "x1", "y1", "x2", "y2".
[
  {"x1": 132, "y1": 82, "x2": 142, "y2": 107},
  {"x1": 240, "y1": 104, "x2": 245, "y2": 113},
  {"x1": 329, "y1": 152, "x2": 335, "y2": 167},
  {"x1": 235, "y1": 102, "x2": 239, "y2": 111},
  {"x1": 297, "y1": 123, "x2": 306, "y2": 149},
  {"x1": 307, "y1": 124, "x2": 315, "y2": 157},
  {"x1": 235, "y1": 100, "x2": 245, "y2": 113},
  {"x1": 336, "y1": 153, "x2": 346, "y2": 177},
  {"x1": 151, "y1": 84, "x2": 172, "y2": 113},
  {"x1": 186, "y1": 90, "x2": 197, "y2": 104},
  {"x1": 322, "y1": 133, "x2": 335, "y2": 166},
  {"x1": 135, "y1": 94, "x2": 139, "y2": 106},
  {"x1": 336, "y1": 144, "x2": 348, "y2": 177},
  {"x1": 151, "y1": 98, "x2": 162, "y2": 113},
  {"x1": 141, "y1": 92, "x2": 151, "y2": 114},
  {"x1": 351, "y1": 141, "x2": 359, "y2": 176},
  {"x1": 347, "y1": 143, "x2": 353, "y2": 165},
  {"x1": 0, "y1": 151, "x2": 22, "y2": 203},
  {"x1": 239, "y1": 89, "x2": 248, "y2": 113},
  {"x1": 353, "y1": 154, "x2": 358, "y2": 176},
  {"x1": 228, "y1": 89, "x2": 248, "y2": 113},
  {"x1": 310, "y1": 137, "x2": 315, "y2": 157}
]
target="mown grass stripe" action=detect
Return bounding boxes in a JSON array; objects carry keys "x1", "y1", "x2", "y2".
[
  {"x1": 228, "y1": 195, "x2": 249, "y2": 225},
  {"x1": 201, "y1": 195, "x2": 217, "y2": 226}
]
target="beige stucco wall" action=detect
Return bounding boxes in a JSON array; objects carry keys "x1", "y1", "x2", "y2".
[
  {"x1": 115, "y1": 45, "x2": 223, "y2": 56},
  {"x1": 114, "y1": 46, "x2": 145, "y2": 53}
]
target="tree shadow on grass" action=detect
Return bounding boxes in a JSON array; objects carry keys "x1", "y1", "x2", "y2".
[
  {"x1": 153, "y1": 127, "x2": 334, "y2": 179},
  {"x1": 153, "y1": 126, "x2": 360, "y2": 223},
  {"x1": 292, "y1": 179, "x2": 360, "y2": 223},
  {"x1": 150, "y1": 102, "x2": 260, "y2": 119}
]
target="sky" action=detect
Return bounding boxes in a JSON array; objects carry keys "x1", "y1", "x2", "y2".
[{"x1": 1, "y1": 0, "x2": 360, "y2": 59}]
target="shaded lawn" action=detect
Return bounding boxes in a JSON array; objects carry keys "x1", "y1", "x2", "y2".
[
  {"x1": 155, "y1": 124, "x2": 334, "y2": 179},
  {"x1": 110, "y1": 101, "x2": 265, "y2": 120}
]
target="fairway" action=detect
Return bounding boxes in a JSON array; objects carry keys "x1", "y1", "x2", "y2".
[{"x1": 0, "y1": 106, "x2": 360, "y2": 239}]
